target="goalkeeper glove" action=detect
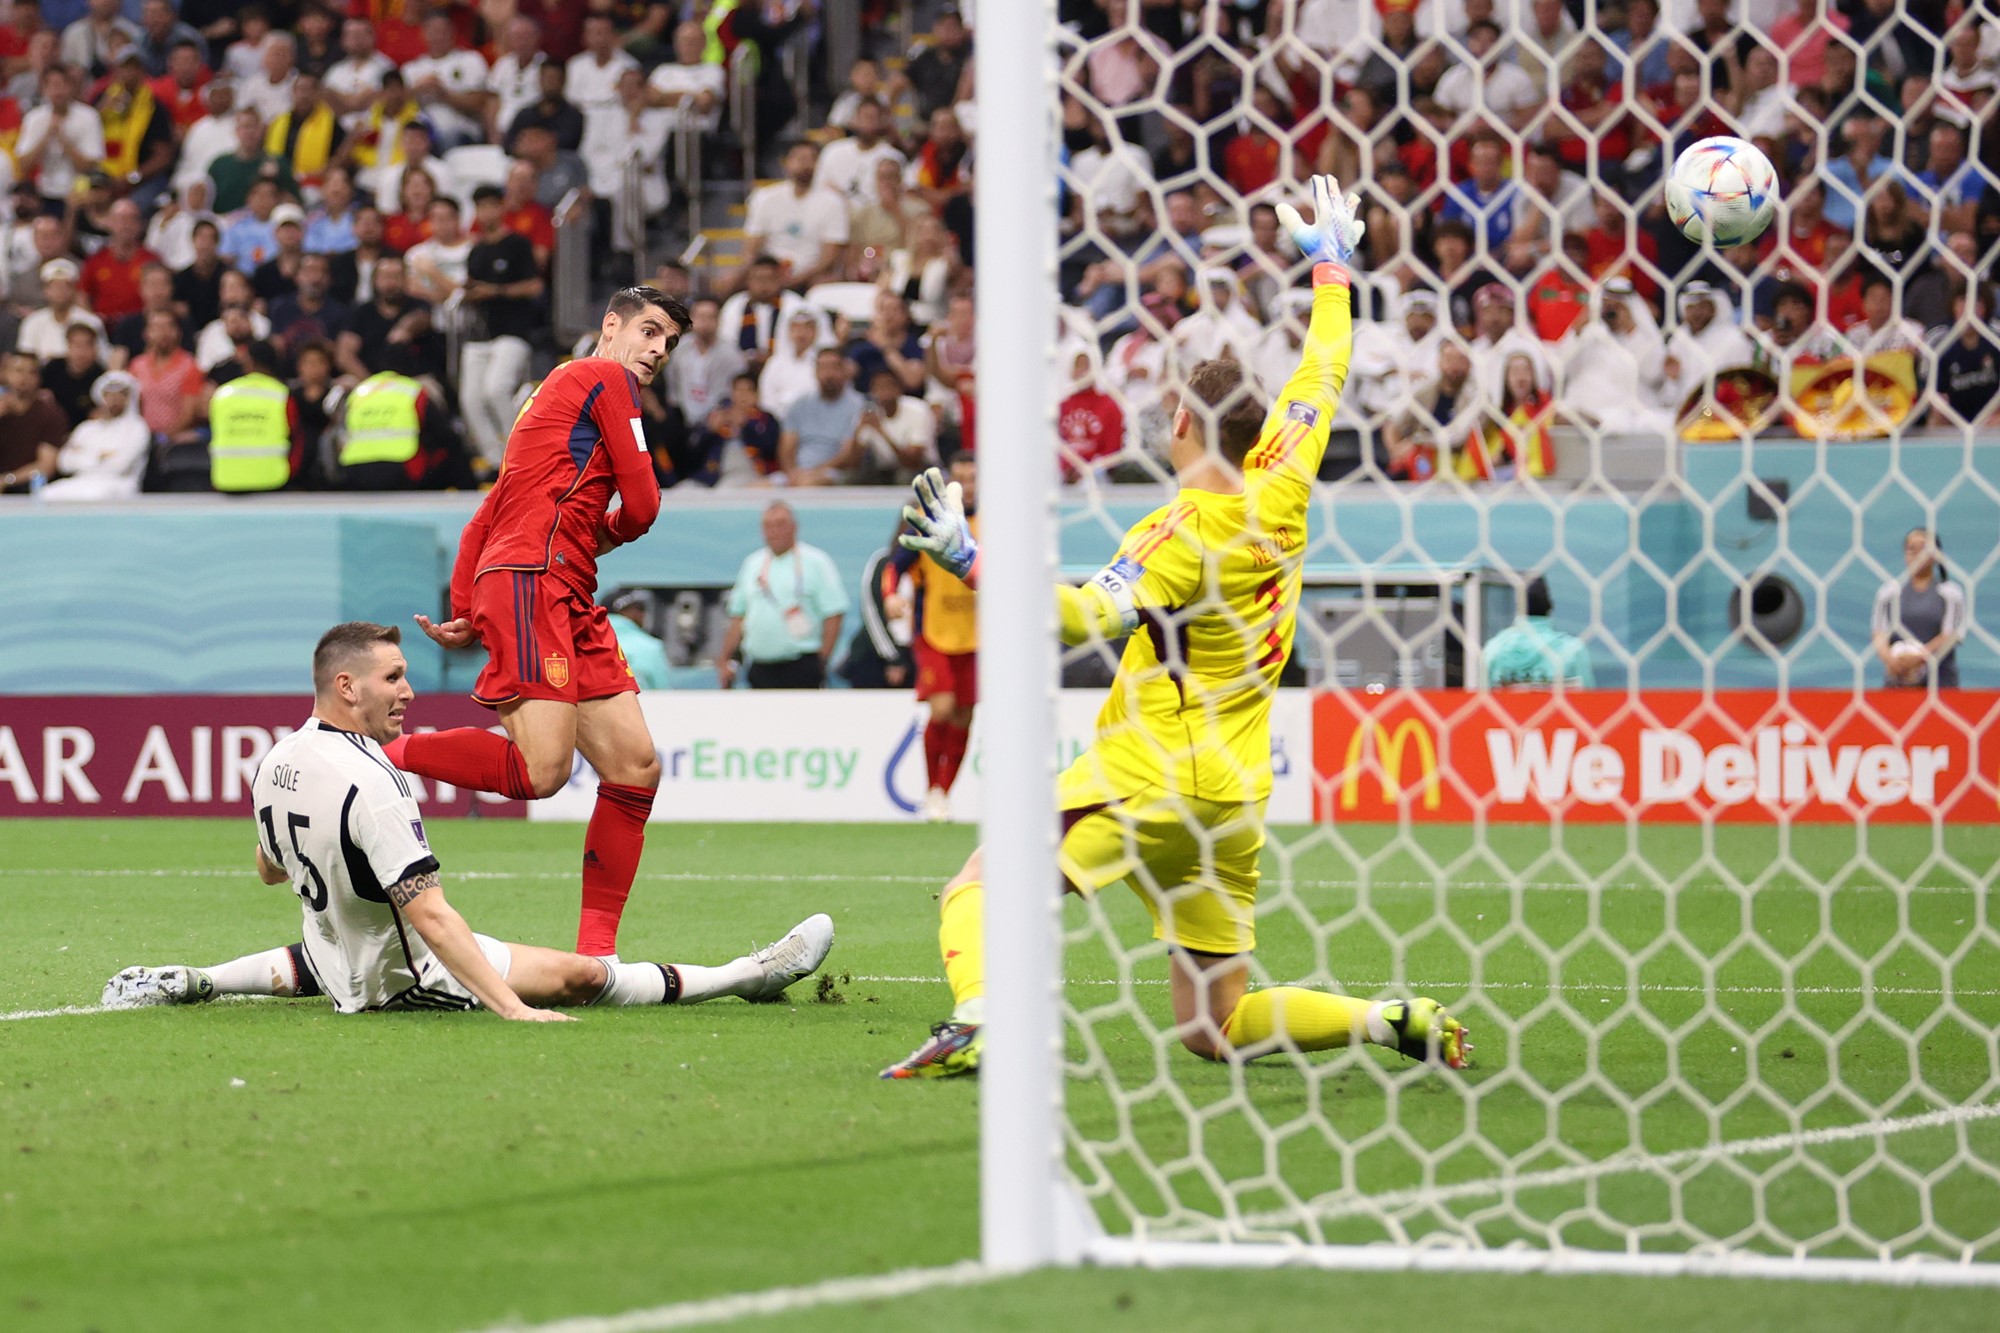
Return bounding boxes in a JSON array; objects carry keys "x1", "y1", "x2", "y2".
[
  {"x1": 899, "y1": 466, "x2": 979, "y2": 582},
  {"x1": 1276, "y1": 174, "x2": 1366, "y2": 267}
]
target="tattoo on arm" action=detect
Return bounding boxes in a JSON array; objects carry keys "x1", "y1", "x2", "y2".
[{"x1": 389, "y1": 869, "x2": 440, "y2": 908}]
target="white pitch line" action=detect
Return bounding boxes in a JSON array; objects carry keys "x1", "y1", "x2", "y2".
[
  {"x1": 0, "y1": 1004, "x2": 106, "y2": 1022},
  {"x1": 473, "y1": 1259, "x2": 993, "y2": 1333},
  {"x1": 6, "y1": 974, "x2": 1993, "y2": 1024},
  {"x1": 5, "y1": 866, "x2": 1994, "y2": 895}
]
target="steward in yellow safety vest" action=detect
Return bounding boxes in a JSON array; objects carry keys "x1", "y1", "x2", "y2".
[{"x1": 208, "y1": 341, "x2": 294, "y2": 492}]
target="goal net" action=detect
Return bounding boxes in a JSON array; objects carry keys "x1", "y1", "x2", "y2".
[{"x1": 975, "y1": 0, "x2": 2000, "y2": 1284}]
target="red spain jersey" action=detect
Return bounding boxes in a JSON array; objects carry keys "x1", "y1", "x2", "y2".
[{"x1": 450, "y1": 357, "x2": 661, "y2": 613}]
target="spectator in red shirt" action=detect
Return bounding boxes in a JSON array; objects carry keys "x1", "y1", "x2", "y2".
[
  {"x1": 127, "y1": 308, "x2": 206, "y2": 439},
  {"x1": 382, "y1": 165, "x2": 436, "y2": 253},
  {"x1": 1769, "y1": 0, "x2": 1851, "y2": 89},
  {"x1": 1058, "y1": 348, "x2": 1125, "y2": 483},
  {"x1": 1759, "y1": 180, "x2": 1844, "y2": 279},
  {"x1": 80, "y1": 199, "x2": 161, "y2": 324},
  {"x1": 1580, "y1": 190, "x2": 1659, "y2": 302},
  {"x1": 1222, "y1": 84, "x2": 1289, "y2": 199},
  {"x1": 1548, "y1": 39, "x2": 1631, "y2": 178},
  {"x1": 500, "y1": 158, "x2": 555, "y2": 271},
  {"x1": 150, "y1": 40, "x2": 210, "y2": 128},
  {"x1": 1525, "y1": 235, "x2": 1593, "y2": 341}
]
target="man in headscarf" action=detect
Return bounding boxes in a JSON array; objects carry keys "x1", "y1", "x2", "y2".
[
  {"x1": 1555, "y1": 276, "x2": 1674, "y2": 435},
  {"x1": 1658, "y1": 279, "x2": 1755, "y2": 415},
  {"x1": 41, "y1": 370, "x2": 152, "y2": 501}
]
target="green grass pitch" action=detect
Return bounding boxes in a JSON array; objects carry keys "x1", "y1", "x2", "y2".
[{"x1": 3, "y1": 817, "x2": 1999, "y2": 1332}]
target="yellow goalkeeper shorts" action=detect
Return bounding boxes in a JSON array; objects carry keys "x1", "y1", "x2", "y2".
[{"x1": 1056, "y1": 761, "x2": 1264, "y2": 956}]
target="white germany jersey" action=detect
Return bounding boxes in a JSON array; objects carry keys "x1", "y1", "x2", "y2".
[{"x1": 252, "y1": 718, "x2": 453, "y2": 1013}]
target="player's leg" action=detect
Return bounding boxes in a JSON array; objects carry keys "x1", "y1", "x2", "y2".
[
  {"x1": 571, "y1": 605, "x2": 663, "y2": 956},
  {"x1": 921, "y1": 687, "x2": 958, "y2": 820},
  {"x1": 385, "y1": 572, "x2": 576, "y2": 800},
  {"x1": 879, "y1": 844, "x2": 990, "y2": 1078},
  {"x1": 103, "y1": 942, "x2": 325, "y2": 1008},
  {"x1": 1156, "y1": 800, "x2": 1469, "y2": 1068},
  {"x1": 503, "y1": 914, "x2": 836, "y2": 1007}
]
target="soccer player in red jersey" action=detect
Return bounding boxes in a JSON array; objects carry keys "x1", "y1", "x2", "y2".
[{"x1": 384, "y1": 285, "x2": 688, "y2": 957}]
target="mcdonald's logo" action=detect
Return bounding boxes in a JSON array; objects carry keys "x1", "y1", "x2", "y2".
[{"x1": 1339, "y1": 718, "x2": 1442, "y2": 811}]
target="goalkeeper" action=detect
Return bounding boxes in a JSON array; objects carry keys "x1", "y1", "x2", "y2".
[{"x1": 882, "y1": 178, "x2": 1469, "y2": 1079}]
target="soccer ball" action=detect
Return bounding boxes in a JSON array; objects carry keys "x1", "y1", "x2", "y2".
[{"x1": 1665, "y1": 137, "x2": 1779, "y2": 248}]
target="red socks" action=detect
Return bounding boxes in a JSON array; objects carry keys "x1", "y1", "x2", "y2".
[
  {"x1": 383, "y1": 729, "x2": 536, "y2": 801},
  {"x1": 577, "y1": 781, "x2": 656, "y2": 956},
  {"x1": 924, "y1": 720, "x2": 972, "y2": 794}
]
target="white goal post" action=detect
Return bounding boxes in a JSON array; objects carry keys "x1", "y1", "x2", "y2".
[{"x1": 975, "y1": 0, "x2": 2000, "y2": 1287}]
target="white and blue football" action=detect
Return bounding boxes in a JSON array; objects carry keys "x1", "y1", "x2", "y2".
[{"x1": 1665, "y1": 136, "x2": 1780, "y2": 248}]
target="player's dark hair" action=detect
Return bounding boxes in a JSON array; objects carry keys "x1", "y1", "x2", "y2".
[
  {"x1": 607, "y1": 285, "x2": 691, "y2": 345},
  {"x1": 312, "y1": 621, "x2": 401, "y2": 694},
  {"x1": 1181, "y1": 359, "x2": 1265, "y2": 468},
  {"x1": 1525, "y1": 576, "x2": 1553, "y2": 618}
]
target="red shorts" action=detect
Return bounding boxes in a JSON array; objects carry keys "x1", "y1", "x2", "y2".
[
  {"x1": 914, "y1": 639, "x2": 977, "y2": 705},
  {"x1": 469, "y1": 570, "x2": 636, "y2": 706}
]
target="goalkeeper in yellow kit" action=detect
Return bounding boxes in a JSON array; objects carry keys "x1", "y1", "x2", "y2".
[{"x1": 881, "y1": 177, "x2": 1469, "y2": 1079}]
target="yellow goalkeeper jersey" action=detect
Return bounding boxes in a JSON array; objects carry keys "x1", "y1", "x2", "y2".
[{"x1": 1061, "y1": 268, "x2": 1353, "y2": 808}]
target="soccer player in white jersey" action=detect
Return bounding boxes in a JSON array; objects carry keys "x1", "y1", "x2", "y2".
[{"x1": 103, "y1": 622, "x2": 833, "y2": 1017}]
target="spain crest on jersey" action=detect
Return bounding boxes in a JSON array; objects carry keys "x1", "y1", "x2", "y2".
[{"x1": 544, "y1": 653, "x2": 571, "y2": 688}]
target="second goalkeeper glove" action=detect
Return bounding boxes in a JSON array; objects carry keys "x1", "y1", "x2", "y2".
[
  {"x1": 899, "y1": 466, "x2": 979, "y2": 582},
  {"x1": 1276, "y1": 174, "x2": 1366, "y2": 266}
]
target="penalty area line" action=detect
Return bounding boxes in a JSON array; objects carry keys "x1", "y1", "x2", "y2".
[{"x1": 472, "y1": 1259, "x2": 994, "y2": 1333}]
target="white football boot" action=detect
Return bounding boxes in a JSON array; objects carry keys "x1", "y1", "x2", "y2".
[
  {"x1": 743, "y1": 913, "x2": 835, "y2": 1002},
  {"x1": 101, "y1": 965, "x2": 218, "y2": 1009}
]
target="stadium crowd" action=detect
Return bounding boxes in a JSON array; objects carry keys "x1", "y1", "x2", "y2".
[{"x1": 2, "y1": 0, "x2": 1998, "y2": 498}]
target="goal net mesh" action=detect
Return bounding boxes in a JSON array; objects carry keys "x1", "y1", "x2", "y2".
[{"x1": 1036, "y1": 0, "x2": 2000, "y2": 1272}]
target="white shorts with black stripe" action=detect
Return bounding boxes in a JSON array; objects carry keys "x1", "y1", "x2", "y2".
[{"x1": 385, "y1": 934, "x2": 515, "y2": 1011}]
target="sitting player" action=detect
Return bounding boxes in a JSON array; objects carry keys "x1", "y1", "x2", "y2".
[
  {"x1": 104, "y1": 622, "x2": 833, "y2": 1017},
  {"x1": 887, "y1": 452, "x2": 979, "y2": 821},
  {"x1": 881, "y1": 177, "x2": 1468, "y2": 1078}
]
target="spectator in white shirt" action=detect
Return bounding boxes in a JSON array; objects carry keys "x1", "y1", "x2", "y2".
[
  {"x1": 719, "y1": 257, "x2": 827, "y2": 372},
  {"x1": 239, "y1": 31, "x2": 299, "y2": 125},
  {"x1": 484, "y1": 16, "x2": 546, "y2": 144},
  {"x1": 1557, "y1": 276, "x2": 1674, "y2": 433},
  {"x1": 758, "y1": 307, "x2": 829, "y2": 420},
  {"x1": 17, "y1": 260, "x2": 109, "y2": 363},
  {"x1": 1470, "y1": 283, "x2": 1551, "y2": 399},
  {"x1": 565, "y1": 13, "x2": 639, "y2": 116},
  {"x1": 326, "y1": 18, "x2": 394, "y2": 129},
  {"x1": 813, "y1": 98, "x2": 906, "y2": 209},
  {"x1": 60, "y1": 0, "x2": 139, "y2": 80},
  {"x1": 405, "y1": 198, "x2": 473, "y2": 305},
  {"x1": 1175, "y1": 267, "x2": 1261, "y2": 365},
  {"x1": 744, "y1": 142, "x2": 850, "y2": 290},
  {"x1": 174, "y1": 79, "x2": 240, "y2": 192},
  {"x1": 1433, "y1": 20, "x2": 1539, "y2": 131},
  {"x1": 18, "y1": 66, "x2": 106, "y2": 209},
  {"x1": 582, "y1": 68, "x2": 674, "y2": 223},
  {"x1": 403, "y1": 13, "x2": 489, "y2": 152},
  {"x1": 645, "y1": 20, "x2": 725, "y2": 134},
  {"x1": 854, "y1": 366, "x2": 939, "y2": 482},
  {"x1": 665, "y1": 296, "x2": 748, "y2": 425},
  {"x1": 1658, "y1": 280, "x2": 1756, "y2": 414}
]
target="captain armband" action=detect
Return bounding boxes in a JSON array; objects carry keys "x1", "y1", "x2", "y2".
[{"x1": 1087, "y1": 556, "x2": 1145, "y2": 634}]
